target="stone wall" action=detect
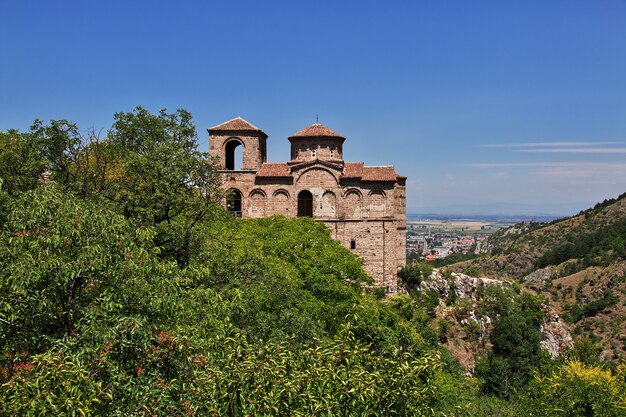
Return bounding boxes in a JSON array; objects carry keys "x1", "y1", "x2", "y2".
[
  {"x1": 217, "y1": 168, "x2": 406, "y2": 292},
  {"x1": 325, "y1": 219, "x2": 401, "y2": 293}
]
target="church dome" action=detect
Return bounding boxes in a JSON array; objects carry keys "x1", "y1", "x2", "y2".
[{"x1": 289, "y1": 123, "x2": 345, "y2": 141}]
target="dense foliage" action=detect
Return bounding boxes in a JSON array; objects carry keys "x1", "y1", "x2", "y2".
[
  {"x1": 1, "y1": 109, "x2": 625, "y2": 415},
  {"x1": 474, "y1": 287, "x2": 545, "y2": 397}
]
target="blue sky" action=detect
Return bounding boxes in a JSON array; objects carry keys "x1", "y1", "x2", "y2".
[{"x1": 2, "y1": 0, "x2": 625, "y2": 216}]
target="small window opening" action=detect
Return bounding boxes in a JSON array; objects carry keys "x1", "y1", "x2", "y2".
[
  {"x1": 350, "y1": 240, "x2": 356, "y2": 250},
  {"x1": 311, "y1": 145, "x2": 317, "y2": 159},
  {"x1": 226, "y1": 190, "x2": 242, "y2": 217},
  {"x1": 330, "y1": 146, "x2": 335, "y2": 158},
  {"x1": 225, "y1": 140, "x2": 243, "y2": 170}
]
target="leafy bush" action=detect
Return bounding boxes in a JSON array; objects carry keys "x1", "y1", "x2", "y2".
[{"x1": 527, "y1": 361, "x2": 626, "y2": 416}]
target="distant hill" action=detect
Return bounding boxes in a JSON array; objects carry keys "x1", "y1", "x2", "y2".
[
  {"x1": 453, "y1": 193, "x2": 626, "y2": 359},
  {"x1": 408, "y1": 213, "x2": 559, "y2": 223}
]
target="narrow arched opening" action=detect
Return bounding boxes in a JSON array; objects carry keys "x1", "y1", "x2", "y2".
[
  {"x1": 297, "y1": 190, "x2": 313, "y2": 217},
  {"x1": 225, "y1": 140, "x2": 243, "y2": 170},
  {"x1": 226, "y1": 189, "x2": 242, "y2": 217}
]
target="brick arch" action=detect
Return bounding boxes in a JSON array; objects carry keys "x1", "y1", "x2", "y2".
[
  {"x1": 320, "y1": 191, "x2": 337, "y2": 218},
  {"x1": 224, "y1": 137, "x2": 245, "y2": 171},
  {"x1": 297, "y1": 190, "x2": 313, "y2": 217},
  {"x1": 343, "y1": 189, "x2": 362, "y2": 219},
  {"x1": 368, "y1": 189, "x2": 386, "y2": 197},
  {"x1": 225, "y1": 188, "x2": 242, "y2": 217},
  {"x1": 368, "y1": 189, "x2": 386, "y2": 218},
  {"x1": 248, "y1": 189, "x2": 267, "y2": 198},
  {"x1": 295, "y1": 167, "x2": 339, "y2": 186},
  {"x1": 272, "y1": 189, "x2": 290, "y2": 199},
  {"x1": 343, "y1": 188, "x2": 363, "y2": 199},
  {"x1": 272, "y1": 189, "x2": 291, "y2": 217},
  {"x1": 248, "y1": 189, "x2": 266, "y2": 218}
]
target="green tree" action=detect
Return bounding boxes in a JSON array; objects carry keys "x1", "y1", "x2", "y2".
[
  {"x1": 0, "y1": 184, "x2": 160, "y2": 354},
  {"x1": 0, "y1": 129, "x2": 46, "y2": 197},
  {"x1": 29, "y1": 107, "x2": 221, "y2": 267},
  {"x1": 476, "y1": 287, "x2": 546, "y2": 398}
]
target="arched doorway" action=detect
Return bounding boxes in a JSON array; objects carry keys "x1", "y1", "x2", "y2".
[
  {"x1": 225, "y1": 140, "x2": 243, "y2": 170},
  {"x1": 297, "y1": 190, "x2": 313, "y2": 217},
  {"x1": 226, "y1": 189, "x2": 242, "y2": 217}
]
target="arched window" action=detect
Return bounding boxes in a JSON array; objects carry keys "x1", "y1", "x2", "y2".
[
  {"x1": 297, "y1": 190, "x2": 313, "y2": 217},
  {"x1": 225, "y1": 140, "x2": 243, "y2": 170},
  {"x1": 226, "y1": 189, "x2": 242, "y2": 217}
]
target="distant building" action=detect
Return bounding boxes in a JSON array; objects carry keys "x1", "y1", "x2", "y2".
[{"x1": 208, "y1": 117, "x2": 407, "y2": 293}]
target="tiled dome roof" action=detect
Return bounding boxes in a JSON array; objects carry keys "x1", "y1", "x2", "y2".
[
  {"x1": 289, "y1": 123, "x2": 345, "y2": 139},
  {"x1": 208, "y1": 117, "x2": 265, "y2": 133}
]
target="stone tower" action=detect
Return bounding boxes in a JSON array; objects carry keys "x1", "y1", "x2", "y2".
[{"x1": 208, "y1": 117, "x2": 267, "y2": 171}]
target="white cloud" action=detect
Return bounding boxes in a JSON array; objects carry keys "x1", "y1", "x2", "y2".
[
  {"x1": 468, "y1": 162, "x2": 626, "y2": 168},
  {"x1": 482, "y1": 141, "x2": 621, "y2": 148},
  {"x1": 517, "y1": 147, "x2": 626, "y2": 153},
  {"x1": 468, "y1": 162, "x2": 560, "y2": 168},
  {"x1": 468, "y1": 162, "x2": 626, "y2": 185}
]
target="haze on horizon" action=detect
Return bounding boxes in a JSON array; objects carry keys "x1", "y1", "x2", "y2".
[{"x1": 1, "y1": 0, "x2": 625, "y2": 217}]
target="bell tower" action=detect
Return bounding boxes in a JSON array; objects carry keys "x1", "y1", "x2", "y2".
[{"x1": 208, "y1": 117, "x2": 267, "y2": 171}]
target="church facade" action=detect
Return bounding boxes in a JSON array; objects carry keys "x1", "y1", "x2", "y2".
[{"x1": 208, "y1": 117, "x2": 406, "y2": 293}]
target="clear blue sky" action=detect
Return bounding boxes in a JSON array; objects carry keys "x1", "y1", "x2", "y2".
[{"x1": 2, "y1": 0, "x2": 625, "y2": 216}]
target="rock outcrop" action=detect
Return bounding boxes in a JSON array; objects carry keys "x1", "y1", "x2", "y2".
[
  {"x1": 540, "y1": 314, "x2": 574, "y2": 358},
  {"x1": 418, "y1": 269, "x2": 573, "y2": 370},
  {"x1": 419, "y1": 269, "x2": 511, "y2": 301}
]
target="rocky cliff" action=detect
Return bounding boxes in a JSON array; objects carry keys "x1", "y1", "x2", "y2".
[{"x1": 417, "y1": 269, "x2": 573, "y2": 371}]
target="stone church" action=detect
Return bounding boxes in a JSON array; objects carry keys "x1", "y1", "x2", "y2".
[{"x1": 208, "y1": 117, "x2": 406, "y2": 293}]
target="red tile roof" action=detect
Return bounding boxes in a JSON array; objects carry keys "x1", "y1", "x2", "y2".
[
  {"x1": 289, "y1": 123, "x2": 345, "y2": 139},
  {"x1": 343, "y1": 162, "x2": 365, "y2": 178},
  {"x1": 361, "y1": 166, "x2": 398, "y2": 182},
  {"x1": 208, "y1": 117, "x2": 265, "y2": 134},
  {"x1": 342, "y1": 162, "x2": 399, "y2": 182},
  {"x1": 256, "y1": 163, "x2": 291, "y2": 177}
]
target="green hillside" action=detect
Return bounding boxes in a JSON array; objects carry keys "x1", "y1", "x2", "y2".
[{"x1": 463, "y1": 193, "x2": 626, "y2": 359}]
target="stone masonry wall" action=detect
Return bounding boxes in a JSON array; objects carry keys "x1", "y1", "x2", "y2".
[{"x1": 218, "y1": 168, "x2": 405, "y2": 292}]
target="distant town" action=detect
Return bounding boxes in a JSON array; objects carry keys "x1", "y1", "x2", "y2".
[{"x1": 406, "y1": 214, "x2": 558, "y2": 262}]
